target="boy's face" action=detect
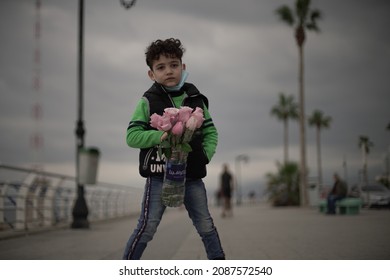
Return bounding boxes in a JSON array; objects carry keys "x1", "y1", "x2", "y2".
[{"x1": 148, "y1": 55, "x2": 185, "y2": 88}]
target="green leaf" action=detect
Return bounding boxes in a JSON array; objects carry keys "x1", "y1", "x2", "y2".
[
  {"x1": 164, "y1": 148, "x2": 171, "y2": 159},
  {"x1": 180, "y1": 143, "x2": 192, "y2": 153},
  {"x1": 160, "y1": 140, "x2": 171, "y2": 148}
]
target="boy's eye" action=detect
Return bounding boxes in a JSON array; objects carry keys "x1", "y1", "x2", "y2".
[
  {"x1": 171, "y1": 63, "x2": 179, "y2": 68},
  {"x1": 156, "y1": 65, "x2": 165, "y2": 71}
]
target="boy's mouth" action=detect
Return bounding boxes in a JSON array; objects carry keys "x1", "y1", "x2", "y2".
[{"x1": 165, "y1": 77, "x2": 176, "y2": 82}]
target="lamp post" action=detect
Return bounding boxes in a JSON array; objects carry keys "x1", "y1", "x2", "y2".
[
  {"x1": 120, "y1": 0, "x2": 137, "y2": 9},
  {"x1": 71, "y1": 0, "x2": 137, "y2": 229},
  {"x1": 72, "y1": 0, "x2": 88, "y2": 229},
  {"x1": 235, "y1": 154, "x2": 249, "y2": 205}
]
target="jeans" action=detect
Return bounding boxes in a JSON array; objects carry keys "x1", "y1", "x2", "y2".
[
  {"x1": 327, "y1": 194, "x2": 345, "y2": 214},
  {"x1": 122, "y1": 177, "x2": 225, "y2": 260}
]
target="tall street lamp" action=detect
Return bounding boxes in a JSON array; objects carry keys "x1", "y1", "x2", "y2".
[
  {"x1": 120, "y1": 0, "x2": 137, "y2": 9},
  {"x1": 235, "y1": 154, "x2": 249, "y2": 205},
  {"x1": 72, "y1": 0, "x2": 88, "y2": 229},
  {"x1": 71, "y1": 0, "x2": 137, "y2": 229}
]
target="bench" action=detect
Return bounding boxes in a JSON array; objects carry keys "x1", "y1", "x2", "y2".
[{"x1": 318, "y1": 198, "x2": 362, "y2": 215}]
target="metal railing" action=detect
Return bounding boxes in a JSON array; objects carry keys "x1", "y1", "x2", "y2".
[{"x1": 0, "y1": 164, "x2": 143, "y2": 232}]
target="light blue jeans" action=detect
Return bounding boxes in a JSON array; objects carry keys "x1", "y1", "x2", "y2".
[{"x1": 122, "y1": 177, "x2": 225, "y2": 260}]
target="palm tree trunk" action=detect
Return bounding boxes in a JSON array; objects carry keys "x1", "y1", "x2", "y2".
[
  {"x1": 316, "y1": 128, "x2": 322, "y2": 190},
  {"x1": 298, "y1": 44, "x2": 308, "y2": 206},
  {"x1": 284, "y1": 119, "x2": 289, "y2": 164},
  {"x1": 362, "y1": 145, "x2": 368, "y2": 185}
]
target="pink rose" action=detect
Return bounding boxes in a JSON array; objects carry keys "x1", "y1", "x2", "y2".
[
  {"x1": 159, "y1": 114, "x2": 172, "y2": 131},
  {"x1": 150, "y1": 113, "x2": 172, "y2": 131},
  {"x1": 164, "y1": 108, "x2": 179, "y2": 127},
  {"x1": 172, "y1": 121, "x2": 184, "y2": 136},
  {"x1": 185, "y1": 116, "x2": 198, "y2": 131},
  {"x1": 191, "y1": 107, "x2": 205, "y2": 128},
  {"x1": 164, "y1": 108, "x2": 179, "y2": 120},
  {"x1": 150, "y1": 113, "x2": 162, "y2": 129},
  {"x1": 178, "y1": 106, "x2": 193, "y2": 123}
]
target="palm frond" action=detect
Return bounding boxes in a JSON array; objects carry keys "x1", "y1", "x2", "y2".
[
  {"x1": 307, "y1": 9, "x2": 322, "y2": 32},
  {"x1": 311, "y1": 9, "x2": 322, "y2": 21},
  {"x1": 295, "y1": 0, "x2": 310, "y2": 25},
  {"x1": 358, "y1": 135, "x2": 374, "y2": 154},
  {"x1": 308, "y1": 110, "x2": 332, "y2": 129},
  {"x1": 270, "y1": 93, "x2": 299, "y2": 120},
  {"x1": 275, "y1": 5, "x2": 295, "y2": 26}
]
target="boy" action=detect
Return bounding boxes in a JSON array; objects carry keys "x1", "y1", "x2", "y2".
[{"x1": 123, "y1": 38, "x2": 225, "y2": 260}]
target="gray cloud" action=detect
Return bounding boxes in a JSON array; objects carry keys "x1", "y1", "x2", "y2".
[{"x1": 1, "y1": 0, "x2": 389, "y2": 192}]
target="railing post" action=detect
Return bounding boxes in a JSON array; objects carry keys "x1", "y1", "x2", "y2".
[
  {"x1": 42, "y1": 178, "x2": 62, "y2": 227},
  {"x1": 86, "y1": 186, "x2": 100, "y2": 222},
  {"x1": 66, "y1": 187, "x2": 76, "y2": 223},
  {"x1": 29, "y1": 182, "x2": 42, "y2": 228},
  {"x1": 96, "y1": 188, "x2": 104, "y2": 220},
  {"x1": 117, "y1": 190, "x2": 125, "y2": 216},
  {"x1": 15, "y1": 174, "x2": 34, "y2": 230},
  {"x1": 0, "y1": 184, "x2": 7, "y2": 230}
]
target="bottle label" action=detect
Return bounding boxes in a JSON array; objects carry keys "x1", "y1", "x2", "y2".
[{"x1": 165, "y1": 162, "x2": 186, "y2": 182}]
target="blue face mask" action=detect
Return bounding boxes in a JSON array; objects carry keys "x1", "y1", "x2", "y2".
[{"x1": 164, "y1": 70, "x2": 189, "y2": 92}]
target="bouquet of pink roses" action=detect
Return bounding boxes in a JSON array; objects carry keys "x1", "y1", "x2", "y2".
[
  {"x1": 150, "y1": 106, "x2": 205, "y2": 158},
  {"x1": 149, "y1": 106, "x2": 205, "y2": 207}
]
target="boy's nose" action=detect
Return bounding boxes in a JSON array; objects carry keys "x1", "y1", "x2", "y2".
[{"x1": 166, "y1": 67, "x2": 174, "y2": 74}]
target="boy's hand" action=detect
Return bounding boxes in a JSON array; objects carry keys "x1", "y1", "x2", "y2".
[{"x1": 160, "y1": 132, "x2": 168, "y2": 142}]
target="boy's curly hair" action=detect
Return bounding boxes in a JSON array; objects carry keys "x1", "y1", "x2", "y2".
[{"x1": 145, "y1": 38, "x2": 185, "y2": 69}]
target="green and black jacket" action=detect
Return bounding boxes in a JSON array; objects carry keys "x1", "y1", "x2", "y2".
[{"x1": 126, "y1": 82, "x2": 218, "y2": 179}]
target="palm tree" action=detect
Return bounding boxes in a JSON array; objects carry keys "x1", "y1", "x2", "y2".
[
  {"x1": 308, "y1": 110, "x2": 332, "y2": 190},
  {"x1": 358, "y1": 136, "x2": 374, "y2": 185},
  {"x1": 270, "y1": 93, "x2": 298, "y2": 164},
  {"x1": 275, "y1": 0, "x2": 322, "y2": 206},
  {"x1": 266, "y1": 161, "x2": 300, "y2": 206}
]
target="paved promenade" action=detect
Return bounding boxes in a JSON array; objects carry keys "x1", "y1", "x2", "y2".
[{"x1": 0, "y1": 203, "x2": 389, "y2": 260}]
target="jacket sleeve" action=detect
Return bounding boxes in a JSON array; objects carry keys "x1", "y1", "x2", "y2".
[
  {"x1": 126, "y1": 98, "x2": 164, "y2": 149},
  {"x1": 202, "y1": 105, "x2": 218, "y2": 162}
]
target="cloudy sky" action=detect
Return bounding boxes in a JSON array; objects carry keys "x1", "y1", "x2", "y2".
[{"x1": 1, "y1": 0, "x2": 389, "y2": 195}]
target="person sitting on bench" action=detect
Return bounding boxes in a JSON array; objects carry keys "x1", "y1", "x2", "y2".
[{"x1": 326, "y1": 173, "x2": 347, "y2": 215}]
